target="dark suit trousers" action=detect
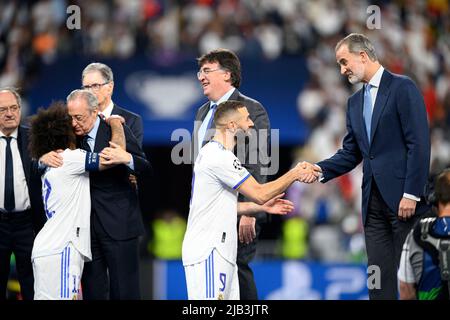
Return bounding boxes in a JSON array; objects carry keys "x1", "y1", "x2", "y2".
[
  {"x1": 364, "y1": 182, "x2": 420, "y2": 300},
  {"x1": 0, "y1": 210, "x2": 34, "y2": 300},
  {"x1": 236, "y1": 219, "x2": 262, "y2": 300},
  {"x1": 81, "y1": 212, "x2": 141, "y2": 300}
]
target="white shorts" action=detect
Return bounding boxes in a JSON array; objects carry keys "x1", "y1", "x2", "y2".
[
  {"x1": 184, "y1": 248, "x2": 239, "y2": 300},
  {"x1": 33, "y1": 243, "x2": 85, "y2": 300}
]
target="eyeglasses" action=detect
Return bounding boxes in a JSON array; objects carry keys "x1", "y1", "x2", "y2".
[
  {"x1": 81, "y1": 81, "x2": 110, "y2": 91},
  {"x1": 69, "y1": 114, "x2": 88, "y2": 123},
  {"x1": 0, "y1": 105, "x2": 20, "y2": 115},
  {"x1": 197, "y1": 68, "x2": 223, "y2": 78}
]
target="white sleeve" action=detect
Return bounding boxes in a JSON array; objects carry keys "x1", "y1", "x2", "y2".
[
  {"x1": 397, "y1": 234, "x2": 416, "y2": 283},
  {"x1": 63, "y1": 149, "x2": 99, "y2": 175},
  {"x1": 209, "y1": 152, "x2": 250, "y2": 190}
]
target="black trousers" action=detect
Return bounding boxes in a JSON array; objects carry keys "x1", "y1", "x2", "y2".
[
  {"x1": 0, "y1": 210, "x2": 34, "y2": 300},
  {"x1": 81, "y1": 213, "x2": 141, "y2": 300},
  {"x1": 364, "y1": 182, "x2": 420, "y2": 300},
  {"x1": 236, "y1": 219, "x2": 262, "y2": 300}
]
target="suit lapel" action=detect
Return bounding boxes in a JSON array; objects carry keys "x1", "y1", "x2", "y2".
[
  {"x1": 93, "y1": 120, "x2": 108, "y2": 152},
  {"x1": 369, "y1": 70, "x2": 392, "y2": 144},
  {"x1": 197, "y1": 102, "x2": 210, "y2": 122},
  {"x1": 17, "y1": 126, "x2": 30, "y2": 183},
  {"x1": 229, "y1": 88, "x2": 240, "y2": 101},
  {"x1": 111, "y1": 104, "x2": 123, "y2": 116}
]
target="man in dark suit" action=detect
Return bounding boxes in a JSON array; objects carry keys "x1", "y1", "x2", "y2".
[
  {"x1": 81, "y1": 62, "x2": 143, "y2": 147},
  {"x1": 310, "y1": 34, "x2": 431, "y2": 299},
  {"x1": 65, "y1": 89, "x2": 151, "y2": 299},
  {"x1": 0, "y1": 87, "x2": 44, "y2": 300},
  {"x1": 192, "y1": 49, "x2": 271, "y2": 299}
]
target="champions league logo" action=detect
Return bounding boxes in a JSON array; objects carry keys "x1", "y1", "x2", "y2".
[{"x1": 233, "y1": 159, "x2": 243, "y2": 170}]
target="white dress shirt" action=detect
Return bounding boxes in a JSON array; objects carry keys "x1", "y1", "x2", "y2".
[
  {"x1": 0, "y1": 128, "x2": 31, "y2": 212},
  {"x1": 98, "y1": 100, "x2": 114, "y2": 119}
]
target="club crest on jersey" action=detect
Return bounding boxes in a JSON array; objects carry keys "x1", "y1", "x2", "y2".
[{"x1": 233, "y1": 159, "x2": 243, "y2": 170}]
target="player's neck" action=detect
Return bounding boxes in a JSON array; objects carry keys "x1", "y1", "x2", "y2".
[{"x1": 212, "y1": 131, "x2": 235, "y2": 151}]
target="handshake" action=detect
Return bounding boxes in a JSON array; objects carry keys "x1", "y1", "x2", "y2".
[{"x1": 294, "y1": 161, "x2": 322, "y2": 184}]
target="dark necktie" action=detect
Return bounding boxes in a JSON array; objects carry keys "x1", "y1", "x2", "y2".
[
  {"x1": 2, "y1": 136, "x2": 15, "y2": 212},
  {"x1": 202, "y1": 104, "x2": 217, "y2": 147},
  {"x1": 99, "y1": 113, "x2": 106, "y2": 121},
  {"x1": 81, "y1": 135, "x2": 91, "y2": 152}
]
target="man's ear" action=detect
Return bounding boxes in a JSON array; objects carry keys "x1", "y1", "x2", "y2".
[
  {"x1": 107, "y1": 81, "x2": 114, "y2": 95},
  {"x1": 360, "y1": 51, "x2": 368, "y2": 63},
  {"x1": 223, "y1": 71, "x2": 231, "y2": 82},
  {"x1": 227, "y1": 120, "x2": 236, "y2": 133}
]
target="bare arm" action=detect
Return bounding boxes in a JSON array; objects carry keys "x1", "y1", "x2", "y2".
[
  {"x1": 238, "y1": 163, "x2": 319, "y2": 205},
  {"x1": 238, "y1": 193, "x2": 294, "y2": 216},
  {"x1": 108, "y1": 116, "x2": 126, "y2": 150},
  {"x1": 399, "y1": 281, "x2": 416, "y2": 300},
  {"x1": 98, "y1": 117, "x2": 128, "y2": 170}
]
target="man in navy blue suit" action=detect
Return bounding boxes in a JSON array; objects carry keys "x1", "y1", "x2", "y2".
[
  {"x1": 81, "y1": 63, "x2": 143, "y2": 147},
  {"x1": 309, "y1": 33, "x2": 431, "y2": 299}
]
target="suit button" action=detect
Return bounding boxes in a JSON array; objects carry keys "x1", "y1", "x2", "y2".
[{"x1": 370, "y1": 156, "x2": 374, "y2": 160}]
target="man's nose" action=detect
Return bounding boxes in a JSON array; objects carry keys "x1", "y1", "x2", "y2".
[{"x1": 340, "y1": 65, "x2": 347, "y2": 75}]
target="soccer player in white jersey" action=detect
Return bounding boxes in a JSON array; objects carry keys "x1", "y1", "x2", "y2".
[
  {"x1": 182, "y1": 100, "x2": 320, "y2": 300},
  {"x1": 28, "y1": 102, "x2": 131, "y2": 300}
]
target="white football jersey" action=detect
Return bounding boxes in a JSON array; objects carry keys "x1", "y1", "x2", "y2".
[
  {"x1": 182, "y1": 141, "x2": 250, "y2": 266},
  {"x1": 32, "y1": 149, "x2": 99, "y2": 261}
]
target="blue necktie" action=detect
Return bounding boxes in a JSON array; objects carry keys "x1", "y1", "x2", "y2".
[
  {"x1": 2, "y1": 136, "x2": 15, "y2": 212},
  {"x1": 202, "y1": 104, "x2": 217, "y2": 147},
  {"x1": 363, "y1": 84, "x2": 373, "y2": 142}
]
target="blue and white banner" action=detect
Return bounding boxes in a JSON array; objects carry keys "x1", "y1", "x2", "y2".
[
  {"x1": 28, "y1": 55, "x2": 308, "y2": 145},
  {"x1": 153, "y1": 260, "x2": 369, "y2": 300}
]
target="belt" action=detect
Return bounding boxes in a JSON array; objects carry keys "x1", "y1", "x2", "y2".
[{"x1": 0, "y1": 209, "x2": 31, "y2": 221}]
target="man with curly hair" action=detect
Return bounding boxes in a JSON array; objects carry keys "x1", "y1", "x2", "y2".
[{"x1": 29, "y1": 101, "x2": 130, "y2": 300}]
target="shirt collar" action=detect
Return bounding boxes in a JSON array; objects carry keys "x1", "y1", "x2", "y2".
[
  {"x1": 87, "y1": 116, "x2": 100, "y2": 140},
  {"x1": 367, "y1": 66, "x2": 384, "y2": 88},
  {"x1": 100, "y1": 100, "x2": 114, "y2": 118},
  {"x1": 0, "y1": 127, "x2": 18, "y2": 139},
  {"x1": 210, "y1": 87, "x2": 236, "y2": 109}
]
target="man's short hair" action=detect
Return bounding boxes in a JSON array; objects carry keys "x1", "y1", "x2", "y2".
[
  {"x1": 214, "y1": 100, "x2": 246, "y2": 126},
  {"x1": 0, "y1": 86, "x2": 22, "y2": 108},
  {"x1": 66, "y1": 89, "x2": 98, "y2": 112},
  {"x1": 435, "y1": 168, "x2": 450, "y2": 206},
  {"x1": 197, "y1": 49, "x2": 241, "y2": 88},
  {"x1": 336, "y1": 33, "x2": 378, "y2": 62},
  {"x1": 29, "y1": 101, "x2": 75, "y2": 159},
  {"x1": 82, "y1": 62, "x2": 114, "y2": 83}
]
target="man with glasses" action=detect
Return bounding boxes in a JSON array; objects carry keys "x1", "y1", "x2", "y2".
[
  {"x1": 40, "y1": 89, "x2": 151, "y2": 299},
  {"x1": 81, "y1": 62, "x2": 143, "y2": 147},
  {"x1": 0, "y1": 87, "x2": 45, "y2": 300},
  {"x1": 192, "y1": 49, "x2": 271, "y2": 300}
]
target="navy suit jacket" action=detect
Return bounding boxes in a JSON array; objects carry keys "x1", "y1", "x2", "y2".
[
  {"x1": 317, "y1": 70, "x2": 431, "y2": 225},
  {"x1": 80, "y1": 119, "x2": 151, "y2": 240},
  {"x1": 17, "y1": 125, "x2": 45, "y2": 232},
  {"x1": 112, "y1": 104, "x2": 143, "y2": 148}
]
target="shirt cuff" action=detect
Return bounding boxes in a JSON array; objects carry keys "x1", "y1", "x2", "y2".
[
  {"x1": 315, "y1": 164, "x2": 324, "y2": 182},
  {"x1": 38, "y1": 160, "x2": 47, "y2": 170},
  {"x1": 126, "y1": 155, "x2": 135, "y2": 171},
  {"x1": 403, "y1": 193, "x2": 420, "y2": 202}
]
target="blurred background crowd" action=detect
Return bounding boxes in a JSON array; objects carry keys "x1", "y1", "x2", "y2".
[{"x1": 1, "y1": 0, "x2": 449, "y2": 298}]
